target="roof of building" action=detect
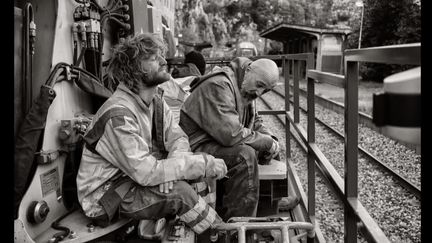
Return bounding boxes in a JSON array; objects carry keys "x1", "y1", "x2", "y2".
[{"x1": 260, "y1": 23, "x2": 352, "y2": 42}]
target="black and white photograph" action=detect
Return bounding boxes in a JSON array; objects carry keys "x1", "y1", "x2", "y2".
[{"x1": 14, "y1": 0, "x2": 421, "y2": 242}]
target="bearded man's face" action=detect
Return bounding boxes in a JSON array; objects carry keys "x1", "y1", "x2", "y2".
[{"x1": 140, "y1": 51, "x2": 171, "y2": 87}]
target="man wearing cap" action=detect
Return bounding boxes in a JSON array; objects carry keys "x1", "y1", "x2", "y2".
[
  {"x1": 171, "y1": 50, "x2": 207, "y2": 78},
  {"x1": 179, "y1": 57, "x2": 281, "y2": 221}
]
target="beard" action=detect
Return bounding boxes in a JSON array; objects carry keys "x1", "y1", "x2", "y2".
[
  {"x1": 142, "y1": 68, "x2": 171, "y2": 87},
  {"x1": 241, "y1": 90, "x2": 258, "y2": 103}
]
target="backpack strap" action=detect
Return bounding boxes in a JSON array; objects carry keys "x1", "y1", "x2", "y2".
[{"x1": 189, "y1": 70, "x2": 231, "y2": 92}]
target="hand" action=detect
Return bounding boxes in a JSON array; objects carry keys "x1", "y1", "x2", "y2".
[
  {"x1": 159, "y1": 181, "x2": 174, "y2": 194},
  {"x1": 205, "y1": 157, "x2": 227, "y2": 180},
  {"x1": 268, "y1": 139, "x2": 280, "y2": 159},
  {"x1": 253, "y1": 115, "x2": 264, "y2": 130}
]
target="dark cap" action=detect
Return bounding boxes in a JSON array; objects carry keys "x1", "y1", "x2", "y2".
[{"x1": 185, "y1": 50, "x2": 206, "y2": 75}]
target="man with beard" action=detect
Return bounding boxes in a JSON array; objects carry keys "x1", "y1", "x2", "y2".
[
  {"x1": 76, "y1": 33, "x2": 227, "y2": 235},
  {"x1": 179, "y1": 57, "x2": 281, "y2": 222}
]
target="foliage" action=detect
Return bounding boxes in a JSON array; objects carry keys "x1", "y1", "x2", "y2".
[
  {"x1": 175, "y1": 0, "x2": 420, "y2": 81},
  {"x1": 360, "y1": 0, "x2": 421, "y2": 81}
]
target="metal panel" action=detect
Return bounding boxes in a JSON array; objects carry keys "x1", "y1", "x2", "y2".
[
  {"x1": 17, "y1": 1, "x2": 94, "y2": 240},
  {"x1": 129, "y1": 0, "x2": 149, "y2": 35},
  {"x1": 148, "y1": 6, "x2": 162, "y2": 39},
  {"x1": 29, "y1": 0, "x2": 57, "y2": 109},
  {"x1": 344, "y1": 43, "x2": 420, "y2": 65}
]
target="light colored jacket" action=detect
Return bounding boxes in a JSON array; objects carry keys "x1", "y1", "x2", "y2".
[
  {"x1": 179, "y1": 57, "x2": 274, "y2": 152},
  {"x1": 77, "y1": 83, "x2": 211, "y2": 217}
]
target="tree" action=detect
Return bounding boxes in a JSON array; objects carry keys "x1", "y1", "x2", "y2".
[{"x1": 359, "y1": 0, "x2": 420, "y2": 81}]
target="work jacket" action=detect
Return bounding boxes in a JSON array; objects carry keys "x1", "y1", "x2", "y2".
[
  {"x1": 77, "y1": 83, "x2": 211, "y2": 218},
  {"x1": 179, "y1": 57, "x2": 275, "y2": 152},
  {"x1": 159, "y1": 78, "x2": 189, "y2": 124}
]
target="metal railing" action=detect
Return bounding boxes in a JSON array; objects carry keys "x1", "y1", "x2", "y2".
[
  {"x1": 299, "y1": 43, "x2": 420, "y2": 243},
  {"x1": 257, "y1": 43, "x2": 420, "y2": 243}
]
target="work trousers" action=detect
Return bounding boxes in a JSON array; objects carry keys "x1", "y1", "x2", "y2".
[
  {"x1": 119, "y1": 181, "x2": 222, "y2": 234},
  {"x1": 195, "y1": 143, "x2": 259, "y2": 222}
]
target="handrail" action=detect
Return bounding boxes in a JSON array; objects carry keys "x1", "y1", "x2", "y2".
[
  {"x1": 305, "y1": 68, "x2": 391, "y2": 242},
  {"x1": 307, "y1": 70, "x2": 345, "y2": 88},
  {"x1": 344, "y1": 43, "x2": 420, "y2": 65},
  {"x1": 260, "y1": 45, "x2": 419, "y2": 242}
]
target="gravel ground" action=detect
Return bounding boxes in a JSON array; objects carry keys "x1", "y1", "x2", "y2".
[{"x1": 256, "y1": 89, "x2": 421, "y2": 242}]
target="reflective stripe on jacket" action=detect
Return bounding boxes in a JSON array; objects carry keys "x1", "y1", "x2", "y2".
[{"x1": 77, "y1": 83, "x2": 211, "y2": 217}]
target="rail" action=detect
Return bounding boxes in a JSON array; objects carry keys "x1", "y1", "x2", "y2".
[
  {"x1": 341, "y1": 42, "x2": 420, "y2": 242},
  {"x1": 258, "y1": 43, "x2": 419, "y2": 242}
]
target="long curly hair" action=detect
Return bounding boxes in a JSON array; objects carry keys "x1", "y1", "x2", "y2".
[{"x1": 107, "y1": 33, "x2": 167, "y2": 93}]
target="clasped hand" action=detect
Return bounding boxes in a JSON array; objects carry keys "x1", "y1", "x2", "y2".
[{"x1": 205, "y1": 158, "x2": 227, "y2": 180}]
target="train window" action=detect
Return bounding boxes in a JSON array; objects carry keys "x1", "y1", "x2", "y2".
[{"x1": 239, "y1": 48, "x2": 255, "y2": 56}]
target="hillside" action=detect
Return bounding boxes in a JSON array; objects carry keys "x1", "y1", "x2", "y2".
[{"x1": 174, "y1": 0, "x2": 362, "y2": 56}]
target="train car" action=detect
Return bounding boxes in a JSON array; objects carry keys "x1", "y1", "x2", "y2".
[
  {"x1": 13, "y1": 0, "x2": 180, "y2": 242},
  {"x1": 235, "y1": 41, "x2": 258, "y2": 57}
]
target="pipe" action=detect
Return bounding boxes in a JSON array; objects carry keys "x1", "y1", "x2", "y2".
[{"x1": 22, "y1": 3, "x2": 35, "y2": 115}]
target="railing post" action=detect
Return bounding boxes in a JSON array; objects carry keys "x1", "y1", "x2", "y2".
[
  {"x1": 344, "y1": 61, "x2": 359, "y2": 243},
  {"x1": 293, "y1": 60, "x2": 300, "y2": 123},
  {"x1": 283, "y1": 55, "x2": 291, "y2": 159},
  {"x1": 307, "y1": 76, "x2": 316, "y2": 222}
]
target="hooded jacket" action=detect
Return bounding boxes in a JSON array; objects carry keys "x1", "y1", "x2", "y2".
[
  {"x1": 77, "y1": 83, "x2": 213, "y2": 217},
  {"x1": 179, "y1": 57, "x2": 274, "y2": 152}
]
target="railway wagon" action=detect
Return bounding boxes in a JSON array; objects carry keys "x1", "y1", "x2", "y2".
[{"x1": 14, "y1": 0, "x2": 420, "y2": 242}]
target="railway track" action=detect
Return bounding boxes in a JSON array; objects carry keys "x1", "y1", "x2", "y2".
[
  {"x1": 257, "y1": 91, "x2": 421, "y2": 241},
  {"x1": 267, "y1": 89, "x2": 421, "y2": 198},
  {"x1": 280, "y1": 84, "x2": 421, "y2": 154}
]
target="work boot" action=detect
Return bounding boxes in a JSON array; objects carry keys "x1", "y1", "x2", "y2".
[{"x1": 278, "y1": 195, "x2": 300, "y2": 212}]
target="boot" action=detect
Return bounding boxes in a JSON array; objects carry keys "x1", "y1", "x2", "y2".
[{"x1": 278, "y1": 195, "x2": 300, "y2": 212}]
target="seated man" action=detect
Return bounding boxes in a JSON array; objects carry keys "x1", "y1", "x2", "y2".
[
  {"x1": 76, "y1": 33, "x2": 227, "y2": 235},
  {"x1": 179, "y1": 57, "x2": 281, "y2": 221},
  {"x1": 171, "y1": 50, "x2": 206, "y2": 78}
]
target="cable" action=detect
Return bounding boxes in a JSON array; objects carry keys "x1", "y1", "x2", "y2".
[
  {"x1": 89, "y1": 0, "x2": 104, "y2": 12},
  {"x1": 106, "y1": 16, "x2": 130, "y2": 30},
  {"x1": 71, "y1": 65, "x2": 101, "y2": 83},
  {"x1": 46, "y1": 68, "x2": 65, "y2": 87},
  {"x1": 22, "y1": 3, "x2": 34, "y2": 115},
  {"x1": 49, "y1": 205, "x2": 78, "y2": 242},
  {"x1": 76, "y1": 46, "x2": 87, "y2": 67}
]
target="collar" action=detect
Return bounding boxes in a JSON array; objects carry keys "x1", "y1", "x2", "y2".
[{"x1": 116, "y1": 83, "x2": 163, "y2": 109}]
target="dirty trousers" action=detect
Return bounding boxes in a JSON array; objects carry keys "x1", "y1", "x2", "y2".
[
  {"x1": 119, "y1": 181, "x2": 222, "y2": 234},
  {"x1": 194, "y1": 143, "x2": 259, "y2": 222}
]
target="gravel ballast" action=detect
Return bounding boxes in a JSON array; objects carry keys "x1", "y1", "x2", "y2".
[{"x1": 256, "y1": 88, "x2": 421, "y2": 242}]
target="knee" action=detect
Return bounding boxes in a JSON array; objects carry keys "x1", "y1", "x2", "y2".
[
  {"x1": 171, "y1": 181, "x2": 199, "y2": 202},
  {"x1": 237, "y1": 145, "x2": 258, "y2": 166}
]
